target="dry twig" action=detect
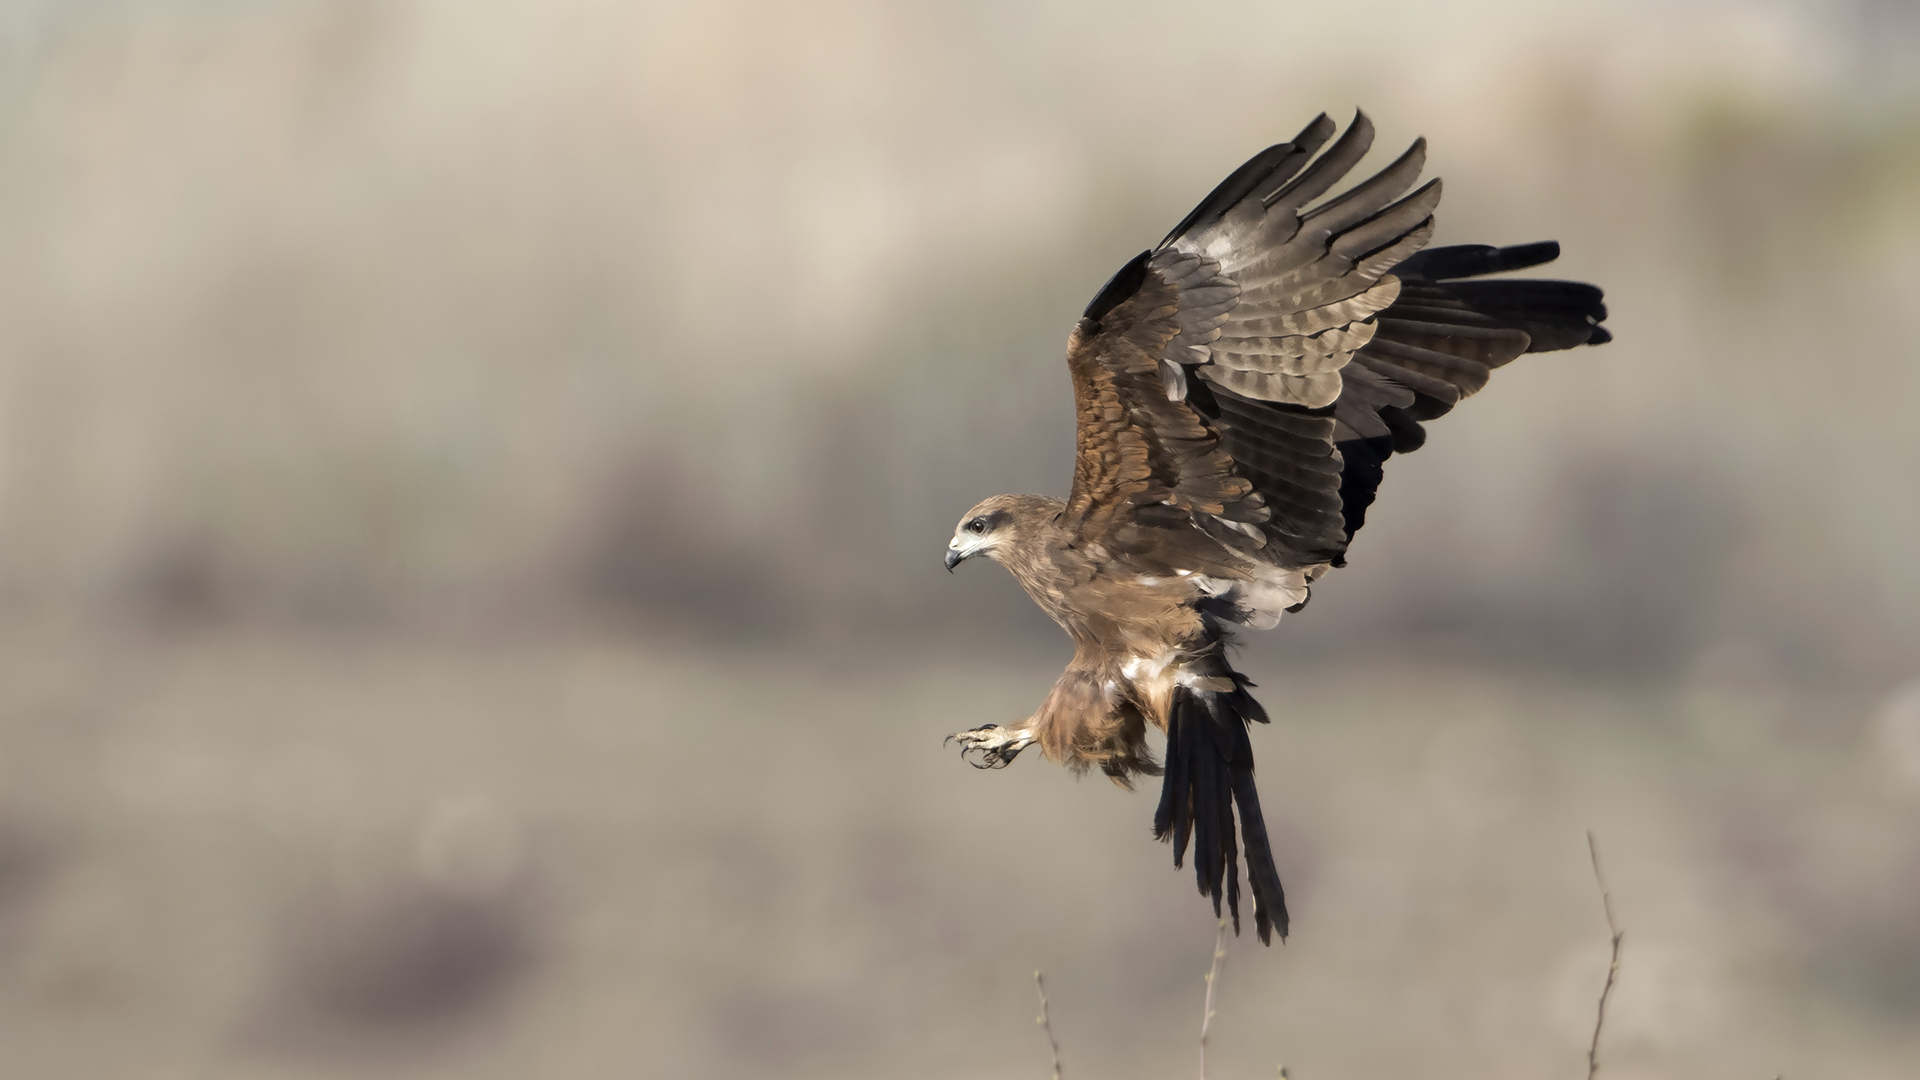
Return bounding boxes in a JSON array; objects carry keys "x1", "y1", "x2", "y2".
[
  {"x1": 1033, "y1": 969, "x2": 1063, "y2": 1080},
  {"x1": 1586, "y1": 830, "x2": 1624, "y2": 1080},
  {"x1": 1200, "y1": 919, "x2": 1228, "y2": 1080}
]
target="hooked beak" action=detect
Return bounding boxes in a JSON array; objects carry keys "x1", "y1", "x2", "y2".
[{"x1": 944, "y1": 548, "x2": 964, "y2": 572}]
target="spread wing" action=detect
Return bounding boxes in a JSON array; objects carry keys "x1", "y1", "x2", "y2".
[
  {"x1": 1062, "y1": 111, "x2": 1608, "y2": 595},
  {"x1": 1330, "y1": 239, "x2": 1609, "y2": 548}
]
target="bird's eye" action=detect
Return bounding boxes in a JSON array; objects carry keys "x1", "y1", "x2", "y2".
[{"x1": 967, "y1": 518, "x2": 986, "y2": 534}]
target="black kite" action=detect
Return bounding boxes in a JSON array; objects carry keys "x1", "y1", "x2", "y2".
[{"x1": 944, "y1": 112, "x2": 1610, "y2": 943}]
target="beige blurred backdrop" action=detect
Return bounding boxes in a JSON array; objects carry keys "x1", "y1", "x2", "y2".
[{"x1": 1, "y1": 1, "x2": 1918, "y2": 1077}]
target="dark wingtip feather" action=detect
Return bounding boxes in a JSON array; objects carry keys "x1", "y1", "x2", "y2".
[
  {"x1": 1157, "y1": 144, "x2": 1293, "y2": 250},
  {"x1": 1298, "y1": 111, "x2": 1337, "y2": 148},
  {"x1": 1262, "y1": 110, "x2": 1376, "y2": 211},
  {"x1": 1083, "y1": 249, "x2": 1151, "y2": 322},
  {"x1": 1395, "y1": 240, "x2": 1563, "y2": 282},
  {"x1": 1513, "y1": 239, "x2": 1561, "y2": 267}
]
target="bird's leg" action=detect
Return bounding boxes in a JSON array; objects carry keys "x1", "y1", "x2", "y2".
[{"x1": 945, "y1": 722, "x2": 1036, "y2": 769}]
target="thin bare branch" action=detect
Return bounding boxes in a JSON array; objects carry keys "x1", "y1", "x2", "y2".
[
  {"x1": 1200, "y1": 919, "x2": 1228, "y2": 1080},
  {"x1": 1033, "y1": 970, "x2": 1062, "y2": 1080},
  {"x1": 1587, "y1": 830, "x2": 1624, "y2": 1080}
]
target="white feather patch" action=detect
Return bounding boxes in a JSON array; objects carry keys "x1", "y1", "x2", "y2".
[{"x1": 1121, "y1": 652, "x2": 1176, "y2": 682}]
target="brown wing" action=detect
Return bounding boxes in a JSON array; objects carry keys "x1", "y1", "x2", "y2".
[
  {"x1": 1061, "y1": 261, "x2": 1266, "y2": 577},
  {"x1": 1063, "y1": 111, "x2": 1609, "y2": 576}
]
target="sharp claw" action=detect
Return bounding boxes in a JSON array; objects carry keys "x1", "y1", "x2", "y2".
[{"x1": 947, "y1": 724, "x2": 1032, "y2": 771}]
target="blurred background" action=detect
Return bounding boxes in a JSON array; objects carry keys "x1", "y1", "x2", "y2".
[{"x1": 0, "y1": 0, "x2": 1917, "y2": 1077}]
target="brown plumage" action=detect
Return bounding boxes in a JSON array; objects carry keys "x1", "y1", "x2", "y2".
[{"x1": 944, "y1": 111, "x2": 1610, "y2": 944}]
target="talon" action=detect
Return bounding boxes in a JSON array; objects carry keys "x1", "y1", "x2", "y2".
[{"x1": 946, "y1": 724, "x2": 1034, "y2": 770}]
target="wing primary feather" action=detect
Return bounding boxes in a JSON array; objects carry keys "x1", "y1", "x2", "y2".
[
  {"x1": 1286, "y1": 112, "x2": 1338, "y2": 160},
  {"x1": 1158, "y1": 144, "x2": 1298, "y2": 250},
  {"x1": 1329, "y1": 179, "x2": 1443, "y2": 262},
  {"x1": 1302, "y1": 137, "x2": 1427, "y2": 234},
  {"x1": 1261, "y1": 110, "x2": 1375, "y2": 210},
  {"x1": 1396, "y1": 240, "x2": 1561, "y2": 281}
]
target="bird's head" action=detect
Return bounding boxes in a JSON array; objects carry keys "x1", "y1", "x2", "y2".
[{"x1": 943, "y1": 495, "x2": 1023, "y2": 571}]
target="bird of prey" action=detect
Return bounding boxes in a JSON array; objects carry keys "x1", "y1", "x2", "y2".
[{"x1": 942, "y1": 111, "x2": 1609, "y2": 944}]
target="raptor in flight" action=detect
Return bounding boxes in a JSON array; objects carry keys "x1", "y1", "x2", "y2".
[{"x1": 942, "y1": 111, "x2": 1610, "y2": 943}]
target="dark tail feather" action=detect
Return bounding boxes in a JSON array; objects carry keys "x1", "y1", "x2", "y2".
[
  {"x1": 1153, "y1": 703, "x2": 1193, "y2": 868},
  {"x1": 1152, "y1": 677, "x2": 1290, "y2": 943}
]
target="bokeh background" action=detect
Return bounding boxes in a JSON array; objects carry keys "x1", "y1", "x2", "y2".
[{"x1": 1, "y1": 0, "x2": 1917, "y2": 1077}]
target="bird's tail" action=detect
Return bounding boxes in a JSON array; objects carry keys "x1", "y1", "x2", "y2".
[{"x1": 1152, "y1": 671, "x2": 1289, "y2": 943}]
